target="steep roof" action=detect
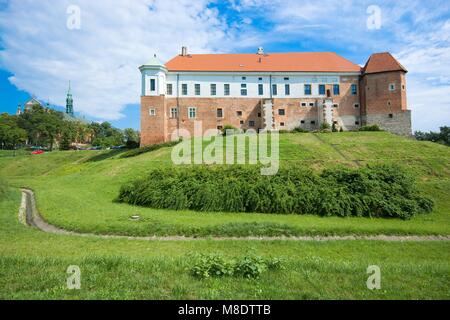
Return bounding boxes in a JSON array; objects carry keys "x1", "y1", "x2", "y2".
[
  {"x1": 165, "y1": 52, "x2": 362, "y2": 73},
  {"x1": 363, "y1": 52, "x2": 407, "y2": 74}
]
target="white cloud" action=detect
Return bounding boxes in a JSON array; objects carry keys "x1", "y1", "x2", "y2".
[{"x1": 0, "y1": 0, "x2": 229, "y2": 120}]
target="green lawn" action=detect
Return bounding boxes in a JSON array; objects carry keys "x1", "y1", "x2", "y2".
[
  {"x1": 1, "y1": 187, "x2": 449, "y2": 299},
  {"x1": 1, "y1": 132, "x2": 449, "y2": 237},
  {"x1": 1, "y1": 132, "x2": 449, "y2": 299}
]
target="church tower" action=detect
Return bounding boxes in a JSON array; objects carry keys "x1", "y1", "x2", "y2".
[{"x1": 66, "y1": 81, "x2": 74, "y2": 116}]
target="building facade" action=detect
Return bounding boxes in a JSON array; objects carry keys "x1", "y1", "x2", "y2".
[{"x1": 140, "y1": 48, "x2": 411, "y2": 146}]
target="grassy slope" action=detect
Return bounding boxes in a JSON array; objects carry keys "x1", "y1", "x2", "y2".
[
  {"x1": 1, "y1": 132, "x2": 449, "y2": 237},
  {"x1": 0, "y1": 188, "x2": 449, "y2": 299}
]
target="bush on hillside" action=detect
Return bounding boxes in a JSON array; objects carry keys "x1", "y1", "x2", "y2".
[
  {"x1": 120, "y1": 140, "x2": 180, "y2": 158},
  {"x1": 359, "y1": 125, "x2": 382, "y2": 132},
  {"x1": 118, "y1": 164, "x2": 433, "y2": 220}
]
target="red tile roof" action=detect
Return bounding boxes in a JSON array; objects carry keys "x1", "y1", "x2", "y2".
[
  {"x1": 165, "y1": 52, "x2": 362, "y2": 73},
  {"x1": 363, "y1": 52, "x2": 407, "y2": 74}
]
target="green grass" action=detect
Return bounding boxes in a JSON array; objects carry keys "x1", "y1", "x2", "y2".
[
  {"x1": 0, "y1": 188, "x2": 449, "y2": 299},
  {"x1": 0, "y1": 132, "x2": 449, "y2": 237}
]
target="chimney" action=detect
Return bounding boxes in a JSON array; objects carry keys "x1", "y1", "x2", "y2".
[
  {"x1": 181, "y1": 46, "x2": 188, "y2": 56},
  {"x1": 257, "y1": 47, "x2": 264, "y2": 55}
]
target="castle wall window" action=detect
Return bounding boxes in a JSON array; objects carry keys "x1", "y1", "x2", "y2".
[
  {"x1": 301, "y1": 102, "x2": 307, "y2": 107},
  {"x1": 224, "y1": 84, "x2": 230, "y2": 96},
  {"x1": 195, "y1": 84, "x2": 201, "y2": 96},
  {"x1": 166, "y1": 83, "x2": 173, "y2": 95},
  {"x1": 278, "y1": 109, "x2": 285, "y2": 116},
  {"x1": 333, "y1": 103, "x2": 339, "y2": 108},
  {"x1": 188, "y1": 107, "x2": 196, "y2": 119},
  {"x1": 354, "y1": 103, "x2": 360, "y2": 108},
  {"x1": 258, "y1": 84, "x2": 264, "y2": 96},
  {"x1": 304, "y1": 84, "x2": 311, "y2": 95},
  {"x1": 285, "y1": 84, "x2": 290, "y2": 95},
  {"x1": 149, "y1": 108, "x2": 156, "y2": 116},
  {"x1": 319, "y1": 84, "x2": 325, "y2": 95},
  {"x1": 280, "y1": 122, "x2": 285, "y2": 127},
  {"x1": 309, "y1": 102, "x2": 314, "y2": 107},
  {"x1": 284, "y1": 77, "x2": 289, "y2": 81},
  {"x1": 333, "y1": 84, "x2": 340, "y2": 95},
  {"x1": 170, "y1": 107, "x2": 178, "y2": 118},
  {"x1": 249, "y1": 120, "x2": 255, "y2": 127},
  {"x1": 272, "y1": 84, "x2": 278, "y2": 96},
  {"x1": 351, "y1": 84, "x2": 358, "y2": 95},
  {"x1": 389, "y1": 83, "x2": 396, "y2": 91},
  {"x1": 217, "y1": 108, "x2": 223, "y2": 118},
  {"x1": 182, "y1": 84, "x2": 188, "y2": 95},
  {"x1": 150, "y1": 79, "x2": 156, "y2": 92},
  {"x1": 241, "y1": 84, "x2": 247, "y2": 96},
  {"x1": 210, "y1": 84, "x2": 217, "y2": 96},
  {"x1": 237, "y1": 111, "x2": 243, "y2": 117}
]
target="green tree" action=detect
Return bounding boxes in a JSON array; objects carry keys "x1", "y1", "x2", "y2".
[
  {"x1": 0, "y1": 113, "x2": 27, "y2": 149},
  {"x1": 123, "y1": 128, "x2": 140, "y2": 149}
]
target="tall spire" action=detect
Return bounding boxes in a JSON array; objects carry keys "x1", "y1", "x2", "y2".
[{"x1": 66, "y1": 81, "x2": 74, "y2": 116}]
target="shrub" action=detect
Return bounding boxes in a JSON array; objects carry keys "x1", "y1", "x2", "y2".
[
  {"x1": 320, "y1": 123, "x2": 331, "y2": 130},
  {"x1": 189, "y1": 253, "x2": 285, "y2": 279},
  {"x1": 118, "y1": 164, "x2": 433, "y2": 220},
  {"x1": 190, "y1": 254, "x2": 234, "y2": 279},
  {"x1": 222, "y1": 124, "x2": 238, "y2": 136},
  {"x1": 359, "y1": 125, "x2": 382, "y2": 132},
  {"x1": 293, "y1": 127, "x2": 308, "y2": 133},
  {"x1": 120, "y1": 140, "x2": 180, "y2": 158}
]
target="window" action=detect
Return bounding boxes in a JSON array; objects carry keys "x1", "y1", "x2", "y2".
[
  {"x1": 182, "y1": 84, "x2": 188, "y2": 95},
  {"x1": 170, "y1": 107, "x2": 178, "y2": 119},
  {"x1": 224, "y1": 84, "x2": 230, "y2": 96},
  {"x1": 389, "y1": 114, "x2": 394, "y2": 118},
  {"x1": 258, "y1": 113, "x2": 261, "y2": 117},
  {"x1": 237, "y1": 111, "x2": 243, "y2": 117},
  {"x1": 210, "y1": 84, "x2": 217, "y2": 96},
  {"x1": 300, "y1": 120, "x2": 305, "y2": 124},
  {"x1": 258, "y1": 84, "x2": 264, "y2": 96},
  {"x1": 150, "y1": 79, "x2": 156, "y2": 91},
  {"x1": 188, "y1": 107, "x2": 196, "y2": 119},
  {"x1": 333, "y1": 84, "x2": 340, "y2": 95},
  {"x1": 166, "y1": 83, "x2": 173, "y2": 95},
  {"x1": 309, "y1": 102, "x2": 314, "y2": 107},
  {"x1": 285, "y1": 84, "x2": 290, "y2": 96},
  {"x1": 149, "y1": 108, "x2": 156, "y2": 116},
  {"x1": 301, "y1": 102, "x2": 307, "y2": 107},
  {"x1": 249, "y1": 120, "x2": 255, "y2": 127},
  {"x1": 280, "y1": 122, "x2": 285, "y2": 127},
  {"x1": 258, "y1": 77, "x2": 263, "y2": 81},
  {"x1": 242, "y1": 77, "x2": 246, "y2": 81},
  {"x1": 195, "y1": 84, "x2": 201, "y2": 96},
  {"x1": 389, "y1": 83, "x2": 396, "y2": 91},
  {"x1": 311, "y1": 120, "x2": 316, "y2": 125},
  {"x1": 241, "y1": 84, "x2": 247, "y2": 96},
  {"x1": 239, "y1": 120, "x2": 244, "y2": 125},
  {"x1": 278, "y1": 109, "x2": 285, "y2": 116},
  {"x1": 333, "y1": 104, "x2": 339, "y2": 108},
  {"x1": 304, "y1": 84, "x2": 312, "y2": 95},
  {"x1": 217, "y1": 108, "x2": 223, "y2": 118},
  {"x1": 272, "y1": 84, "x2": 278, "y2": 96},
  {"x1": 319, "y1": 84, "x2": 326, "y2": 95},
  {"x1": 355, "y1": 121, "x2": 360, "y2": 125},
  {"x1": 402, "y1": 84, "x2": 405, "y2": 90},
  {"x1": 387, "y1": 101, "x2": 391, "y2": 106},
  {"x1": 284, "y1": 77, "x2": 289, "y2": 81},
  {"x1": 351, "y1": 84, "x2": 357, "y2": 95},
  {"x1": 354, "y1": 103, "x2": 360, "y2": 108},
  {"x1": 217, "y1": 126, "x2": 223, "y2": 131}
]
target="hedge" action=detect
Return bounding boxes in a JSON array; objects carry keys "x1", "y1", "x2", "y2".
[{"x1": 117, "y1": 164, "x2": 433, "y2": 219}]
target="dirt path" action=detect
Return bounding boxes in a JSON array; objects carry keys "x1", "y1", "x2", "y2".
[{"x1": 19, "y1": 188, "x2": 450, "y2": 242}]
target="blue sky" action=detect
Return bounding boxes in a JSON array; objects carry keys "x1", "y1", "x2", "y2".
[{"x1": 0, "y1": 0, "x2": 449, "y2": 131}]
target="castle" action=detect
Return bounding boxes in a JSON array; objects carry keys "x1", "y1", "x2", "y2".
[{"x1": 139, "y1": 47, "x2": 411, "y2": 146}]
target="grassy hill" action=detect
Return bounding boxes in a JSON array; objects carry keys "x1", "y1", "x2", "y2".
[
  {"x1": 0, "y1": 132, "x2": 449, "y2": 299},
  {"x1": 1, "y1": 132, "x2": 449, "y2": 237}
]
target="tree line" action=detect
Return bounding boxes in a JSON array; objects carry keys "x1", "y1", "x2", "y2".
[
  {"x1": 414, "y1": 126, "x2": 449, "y2": 147},
  {"x1": 0, "y1": 103, "x2": 140, "y2": 150}
]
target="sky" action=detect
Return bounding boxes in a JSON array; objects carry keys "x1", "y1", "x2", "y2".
[{"x1": 0, "y1": 0, "x2": 449, "y2": 131}]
